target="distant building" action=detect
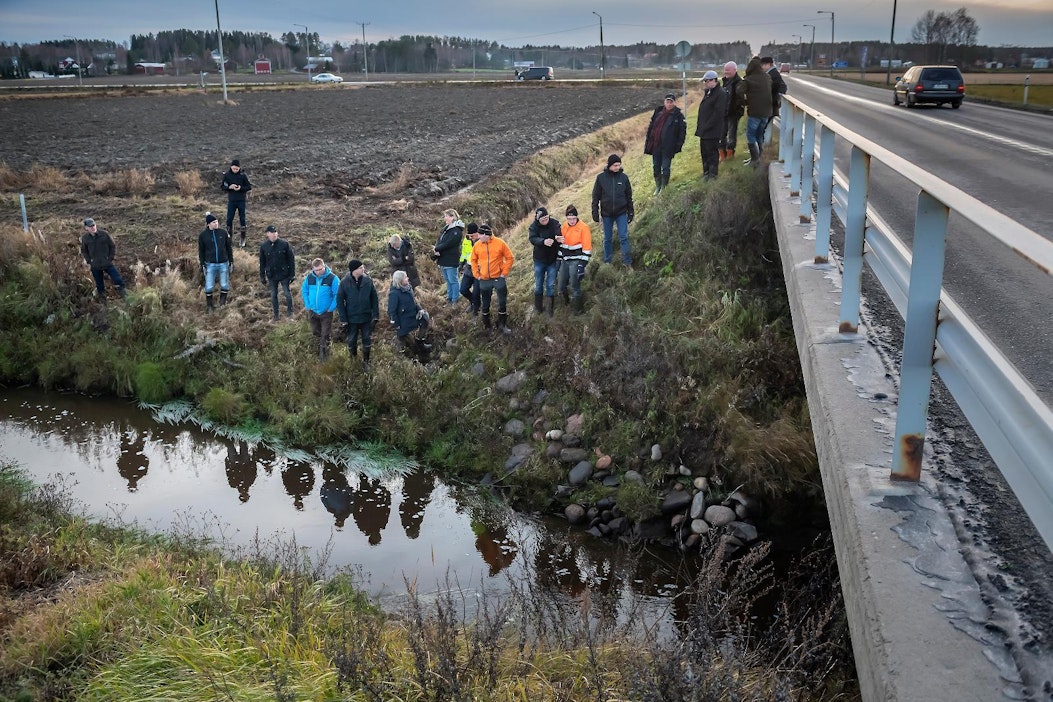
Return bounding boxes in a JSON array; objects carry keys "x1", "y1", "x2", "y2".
[
  {"x1": 134, "y1": 62, "x2": 166, "y2": 75},
  {"x1": 1033, "y1": 58, "x2": 1050, "y2": 69},
  {"x1": 254, "y1": 57, "x2": 271, "y2": 74}
]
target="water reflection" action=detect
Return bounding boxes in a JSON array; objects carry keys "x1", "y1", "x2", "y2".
[{"x1": 0, "y1": 390, "x2": 698, "y2": 609}]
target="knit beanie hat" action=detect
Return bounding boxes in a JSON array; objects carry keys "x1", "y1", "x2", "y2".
[
  {"x1": 607, "y1": 154, "x2": 622, "y2": 168},
  {"x1": 478, "y1": 224, "x2": 493, "y2": 236},
  {"x1": 565, "y1": 205, "x2": 578, "y2": 217},
  {"x1": 231, "y1": 159, "x2": 240, "y2": 167},
  {"x1": 535, "y1": 207, "x2": 548, "y2": 220},
  {"x1": 466, "y1": 222, "x2": 479, "y2": 235},
  {"x1": 348, "y1": 259, "x2": 363, "y2": 272},
  {"x1": 205, "y1": 213, "x2": 217, "y2": 224}
]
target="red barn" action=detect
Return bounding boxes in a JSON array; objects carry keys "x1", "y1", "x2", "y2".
[
  {"x1": 254, "y1": 58, "x2": 272, "y2": 74},
  {"x1": 134, "y1": 62, "x2": 166, "y2": 75}
]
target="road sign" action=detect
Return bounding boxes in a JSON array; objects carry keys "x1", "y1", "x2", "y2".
[{"x1": 675, "y1": 41, "x2": 692, "y2": 59}]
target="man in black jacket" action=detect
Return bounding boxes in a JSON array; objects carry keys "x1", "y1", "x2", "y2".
[
  {"x1": 336, "y1": 259, "x2": 380, "y2": 372},
  {"x1": 221, "y1": 159, "x2": 253, "y2": 247},
  {"x1": 696, "y1": 71, "x2": 729, "y2": 180},
  {"x1": 527, "y1": 207, "x2": 563, "y2": 317},
  {"x1": 198, "y1": 212, "x2": 234, "y2": 312},
  {"x1": 258, "y1": 225, "x2": 296, "y2": 321},
  {"x1": 643, "y1": 93, "x2": 687, "y2": 195},
  {"x1": 759, "y1": 57, "x2": 788, "y2": 146},
  {"x1": 80, "y1": 217, "x2": 126, "y2": 301},
  {"x1": 720, "y1": 61, "x2": 744, "y2": 161},
  {"x1": 591, "y1": 154, "x2": 635, "y2": 268}
]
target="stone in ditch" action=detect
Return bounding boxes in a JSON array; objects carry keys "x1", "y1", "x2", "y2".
[
  {"x1": 595, "y1": 454, "x2": 612, "y2": 470},
  {"x1": 568, "y1": 461, "x2": 593, "y2": 486},
  {"x1": 662, "y1": 490, "x2": 692, "y2": 514},
  {"x1": 624, "y1": 470, "x2": 643, "y2": 484},
  {"x1": 546, "y1": 442, "x2": 563, "y2": 458},
  {"x1": 690, "y1": 492, "x2": 707, "y2": 520},
  {"x1": 496, "y1": 370, "x2": 527, "y2": 394},
  {"x1": 503, "y1": 419, "x2": 526, "y2": 437},
  {"x1": 703, "y1": 505, "x2": 737, "y2": 527},
  {"x1": 559, "y1": 447, "x2": 588, "y2": 463},
  {"x1": 546, "y1": 429, "x2": 564, "y2": 441},
  {"x1": 651, "y1": 444, "x2": 663, "y2": 461},
  {"x1": 690, "y1": 519, "x2": 711, "y2": 535},
  {"x1": 728, "y1": 521, "x2": 758, "y2": 543},
  {"x1": 564, "y1": 503, "x2": 586, "y2": 524}
]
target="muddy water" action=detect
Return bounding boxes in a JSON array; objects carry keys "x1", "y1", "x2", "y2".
[{"x1": 0, "y1": 390, "x2": 693, "y2": 609}]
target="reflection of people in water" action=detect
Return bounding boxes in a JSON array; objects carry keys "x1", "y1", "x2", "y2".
[
  {"x1": 224, "y1": 440, "x2": 258, "y2": 503},
  {"x1": 281, "y1": 462, "x2": 316, "y2": 511},
  {"x1": 352, "y1": 475, "x2": 392, "y2": 545},
  {"x1": 116, "y1": 429, "x2": 149, "y2": 492},
  {"x1": 398, "y1": 471, "x2": 434, "y2": 539},
  {"x1": 475, "y1": 523, "x2": 518, "y2": 577},
  {"x1": 320, "y1": 466, "x2": 353, "y2": 529},
  {"x1": 534, "y1": 537, "x2": 588, "y2": 597}
]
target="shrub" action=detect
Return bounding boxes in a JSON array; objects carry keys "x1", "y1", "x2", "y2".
[
  {"x1": 201, "y1": 387, "x2": 249, "y2": 424},
  {"x1": 133, "y1": 361, "x2": 175, "y2": 404}
]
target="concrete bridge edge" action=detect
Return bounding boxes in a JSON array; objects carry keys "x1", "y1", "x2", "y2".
[{"x1": 767, "y1": 168, "x2": 1013, "y2": 702}]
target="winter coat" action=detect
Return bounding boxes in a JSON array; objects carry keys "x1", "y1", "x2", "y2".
[
  {"x1": 559, "y1": 219, "x2": 592, "y2": 263},
  {"x1": 387, "y1": 239, "x2": 421, "y2": 287},
  {"x1": 221, "y1": 169, "x2": 253, "y2": 201},
  {"x1": 767, "y1": 67, "x2": 788, "y2": 114},
  {"x1": 591, "y1": 166, "x2": 635, "y2": 221},
  {"x1": 300, "y1": 266, "x2": 339, "y2": 314},
  {"x1": 198, "y1": 226, "x2": 234, "y2": 266},
  {"x1": 695, "y1": 86, "x2": 729, "y2": 140},
  {"x1": 470, "y1": 236, "x2": 515, "y2": 281},
  {"x1": 81, "y1": 229, "x2": 116, "y2": 269},
  {"x1": 528, "y1": 217, "x2": 562, "y2": 265},
  {"x1": 722, "y1": 72, "x2": 744, "y2": 119},
  {"x1": 336, "y1": 273, "x2": 380, "y2": 325},
  {"x1": 258, "y1": 237, "x2": 295, "y2": 283},
  {"x1": 738, "y1": 58, "x2": 773, "y2": 119},
  {"x1": 644, "y1": 106, "x2": 687, "y2": 157},
  {"x1": 433, "y1": 220, "x2": 464, "y2": 267},
  {"x1": 387, "y1": 284, "x2": 423, "y2": 337}
]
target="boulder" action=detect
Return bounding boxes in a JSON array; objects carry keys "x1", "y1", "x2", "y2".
[
  {"x1": 546, "y1": 429, "x2": 564, "y2": 441},
  {"x1": 471, "y1": 362, "x2": 486, "y2": 376},
  {"x1": 601, "y1": 475, "x2": 620, "y2": 487},
  {"x1": 678, "y1": 465, "x2": 692, "y2": 477},
  {"x1": 546, "y1": 442, "x2": 563, "y2": 459},
  {"x1": 651, "y1": 444, "x2": 663, "y2": 461},
  {"x1": 511, "y1": 442, "x2": 533, "y2": 457},
  {"x1": 595, "y1": 454, "x2": 612, "y2": 471},
  {"x1": 496, "y1": 370, "x2": 527, "y2": 394},
  {"x1": 623, "y1": 469, "x2": 643, "y2": 484},
  {"x1": 503, "y1": 419, "x2": 526, "y2": 437},
  {"x1": 562, "y1": 434, "x2": 582, "y2": 448},
  {"x1": 566, "y1": 413, "x2": 584, "y2": 435},
  {"x1": 693, "y1": 476, "x2": 709, "y2": 491},
  {"x1": 704, "y1": 505, "x2": 737, "y2": 527},
  {"x1": 661, "y1": 490, "x2": 693, "y2": 515},
  {"x1": 608, "y1": 516, "x2": 628, "y2": 534},
  {"x1": 690, "y1": 519, "x2": 711, "y2": 535},
  {"x1": 728, "y1": 521, "x2": 759, "y2": 543},
  {"x1": 504, "y1": 454, "x2": 526, "y2": 471},
  {"x1": 689, "y1": 492, "x2": 707, "y2": 520},
  {"x1": 559, "y1": 447, "x2": 589, "y2": 463},
  {"x1": 568, "y1": 461, "x2": 594, "y2": 486},
  {"x1": 564, "y1": 503, "x2": 587, "y2": 524}
]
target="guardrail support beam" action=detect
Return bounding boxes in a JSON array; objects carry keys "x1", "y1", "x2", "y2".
[
  {"x1": 799, "y1": 115, "x2": 816, "y2": 225},
  {"x1": 839, "y1": 146, "x2": 870, "y2": 333},
  {"x1": 892, "y1": 190, "x2": 949, "y2": 481},
  {"x1": 814, "y1": 126, "x2": 835, "y2": 262}
]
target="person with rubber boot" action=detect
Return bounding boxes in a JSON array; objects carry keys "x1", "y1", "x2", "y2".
[
  {"x1": 258, "y1": 225, "x2": 296, "y2": 321},
  {"x1": 470, "y1": 224, "x2": 515, "y2": 335},
  {"x1": 221, "y1": 158, "x2": 253, "y2": 247},
  {"x1": 720, "y1": 61, "x2": 744, "y2": 162},
  {"x1": 198, "y1": 212, "x2": 234, "y2": 313},
  {"x1": 557, "y1": 205, "x2": 591, "y2": 314},
  {"x1": 336, "y1": 259, "x2": 380, "y2": 372},
  {"x1": 388, "y1": 270, "x2": 432, "y2": 359},
  {"x1": 737, "y1": 56, "x2": 772, "y2": 168},
  {"x1": 301, "y1": 258, "x2": 340, "y2": 360},
  {"x1": 527, "y1": 206, "x2": 562, "y2": 319},
  {"x1": 696, "y1": 70, "x2": 728, "y2": 181},
  {"x1": 643, "y1": 93, "x2": 686, "y2": 195},
  {"x1": 458, "y1": 223, "x2": 482, "y2": 315},
  {"x1": 80, "y1": 217, "x2": 127, "y2": 302}
]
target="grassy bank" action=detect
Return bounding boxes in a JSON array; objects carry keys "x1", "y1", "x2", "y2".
[{"x1": 0, "y1": 462, "x2": 856, "y2": 700}]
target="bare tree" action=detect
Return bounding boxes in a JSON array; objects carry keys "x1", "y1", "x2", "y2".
[{"x1": 911, "y1": 7, "x2": 979, "y2": 63}]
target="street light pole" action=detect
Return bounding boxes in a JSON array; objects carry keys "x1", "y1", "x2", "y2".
[
  {"x1": 886, "y1": 0, "x2": 898, "y2": 85},
  {"x1": 294, "y1": 23, "x2": 311, "y2": 81},
  {"x1": 817, "y1": 10, "x2": 835, "y2": 78},
  {"x1": 63, "y1": 34, "x2": 83, "y2": 87},
  {"x1": 791, "y1": 34, "x2": 801, "y2": 68},
  {"x1": 803, "y1": 24, "x2": 816, "y2": 70},
  {"x1": 592, "y1": 11, "x2": 604, "y2": 80},
  {"x1": 213, "y1": 0, "x2": 229, "y2": 102},
  {"x1": 356, "y1": 21, "x2": 370, "y2": 80}
]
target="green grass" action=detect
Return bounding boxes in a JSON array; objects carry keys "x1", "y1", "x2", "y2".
[{"x1": 967, "y1": 83, "x2": 1053, "y2": 108}]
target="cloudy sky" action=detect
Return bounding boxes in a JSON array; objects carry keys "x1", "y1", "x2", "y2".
[{"x1": 1, "y1": 0, "x2": 1050, "y2": 51}]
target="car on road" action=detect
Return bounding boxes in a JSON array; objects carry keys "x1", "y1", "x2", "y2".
[
  {"x1": 780, "y1": 62, "x2": 792, "y2": 73},
  {"x1": 893, "y1": 65, "x2": 964, "y2": 109},
  {"x1": 515, "y1": 66, "x2": 554, "y2": 81},
  {"x1": 311, "y1": 72, "x2": 343, "y2": 84}
]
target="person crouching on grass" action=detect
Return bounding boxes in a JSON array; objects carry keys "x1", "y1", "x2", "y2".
[{"x1": 388, "y1": 270, "x2": 432, "y2": 359}]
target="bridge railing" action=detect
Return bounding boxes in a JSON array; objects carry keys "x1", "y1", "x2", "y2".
[{"x1": 776, "y1": 96, "x2": 1053, "y2": 550}]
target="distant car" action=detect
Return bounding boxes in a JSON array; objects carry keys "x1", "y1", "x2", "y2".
[
  {"x1": 311, "y1": 72, "x2": 343, "y2": 84},
  {"x1": 779, "y1": 62, "x2": 791, "y2": 73},
  {"x1": 893, "y1": 65, "x2": 964, "y2": 109},
  {"x1": 515, "y1": 66, "x2": 554, "y2": 81}
]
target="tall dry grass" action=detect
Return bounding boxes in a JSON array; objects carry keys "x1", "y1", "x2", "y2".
[{"x1": 174, "y1": 170, "x2": 205, "y2": 195}]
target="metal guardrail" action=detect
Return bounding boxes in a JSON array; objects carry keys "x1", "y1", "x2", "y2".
[{"x1": 776, "y1": 96, "x2": 1053, "y2": 551}]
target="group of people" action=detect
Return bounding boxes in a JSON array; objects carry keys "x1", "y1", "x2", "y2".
[{"x1": 642, "y1": 56, "x2": 788, "y2": 185}]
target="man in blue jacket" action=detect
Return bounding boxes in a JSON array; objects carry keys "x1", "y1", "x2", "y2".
[{"x1": 300, "y1": 257, "x2": 340, "y2": 360}]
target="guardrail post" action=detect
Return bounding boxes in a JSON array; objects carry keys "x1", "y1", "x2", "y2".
[
  {"x1": 839, "y1": 147, "x2": 870, "y2": 333},
  {"x1": 779, "y1": 100, "x2": 791, "y2": 167},
  {"x1": 813, "y1": 126, "x2": 834, "y2": 261},
  {"x1": 891, "y1": 190, "x2": 948, "y2": 481},
  {"x1": 799, "y1": 115, "x2": 816, "y2": 223},
  {"x1": 790, "y1": 108, "x2": 805, "y2": 196}
]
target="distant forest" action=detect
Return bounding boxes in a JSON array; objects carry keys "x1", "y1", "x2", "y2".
[{"x1": 1, "y1": 26, "x2": 1049, "y2": 78}]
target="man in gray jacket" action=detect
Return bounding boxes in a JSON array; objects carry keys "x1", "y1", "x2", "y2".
[{"x1": 80, "y1": 217, "x2": 126, "y2": 301}]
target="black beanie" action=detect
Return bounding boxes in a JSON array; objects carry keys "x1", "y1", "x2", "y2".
[
  {"x1": 535, "y1": 206, "x2": 549, "y2": 220},
  {"x1": 348, "y1": 259, "x2": 363, "y2": 272},
  {"x1": 607, "y1": 154, "x2": 622, "y2": 168},
  {"x1": 205, "y1": 213, "x2": 217, "y2": 224},
  {"x1": 466, "y1": 222, "x2": 479, "y2": 235},
  {"x1": 231, "y1": 159, "x2": 240, "y2": 167},
  {"x1": 565, "y1": 205, "x2": 578, "y2": 217}
]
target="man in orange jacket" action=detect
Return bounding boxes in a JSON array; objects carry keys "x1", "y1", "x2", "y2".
[{"x1": 470, "y1": 224, "x2": 515, "y2": 334}]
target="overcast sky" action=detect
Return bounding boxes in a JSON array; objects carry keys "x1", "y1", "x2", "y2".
[{"x1": 1, "y1": 0, "x2": 1050, "y2": 52}]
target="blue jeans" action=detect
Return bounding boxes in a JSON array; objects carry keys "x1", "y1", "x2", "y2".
[
  {"x1": 90, "y1": 265, "x2": 125, "y2": 295},
  {"x1": 651, "y1": 153, "x2": 673, "y2": 179},
  {"x1": 746, "y1": 116, "x2": 766, "y2": 146},
  {"x1": 533, "y1": 260, "x2": 559, "y2": 296},
  {"x1": 204, "y1": 262, "x2": 230, "y2": 294},
  {"x1": 602, "y1": 214, "x2": 631, "y2": 265},
  {"x1": 556, "y1": 259, "x2": 587, "y2": 299},
  {"x1": 441, "y1": 266, "x2": 459, "y2": 302}
]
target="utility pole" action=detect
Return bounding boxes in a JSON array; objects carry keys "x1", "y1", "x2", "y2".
[
  {"x1": 817, "y1": 10, "x2": 835, "y2": 78},
  {"x1": 886, "y1": 0, "x2": 898, "y2": 85},
  {"x1": 803, "y1": 24, "x2": 816, "y2": 70},
  {"x1": 356, "y1": 21, "x2": 370, "y2": 80},
  {"x1": 213, "y1": 0, "x2": 228, "y2": 102},
  {"x1": 792, "y1": 34, "x2": 802, "y2": 68},
  {"x1": 63, "y1": 35, "x2": 83, "y2": 87},
  {"x1": 592, "y1": 11, "x2": 604, "y2": 79}
]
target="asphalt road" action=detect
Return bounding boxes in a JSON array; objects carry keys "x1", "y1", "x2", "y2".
[{"x1": 782, "y1": 74, "x2": 1053, "y2": 404}]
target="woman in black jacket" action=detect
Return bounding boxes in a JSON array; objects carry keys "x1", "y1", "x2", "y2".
[
  {"x1": 433, "y1": 209, "x2": 464, "y2": 305},
  {"x1": 386, "y1": 234, "x2": 421, "y2": 288},
  {"x1": 387, "y1": 270, "x2": 432, "y2": 359}
]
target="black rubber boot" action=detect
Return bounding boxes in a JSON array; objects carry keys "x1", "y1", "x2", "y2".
[
  {"x1": 205, "y1": 293, "x2": 214, "y2": 313},
  {"x1": 362, "y1": 346, "x2": 371, "y2": 373},
  {"x1": 561, "y1": 289, "x2": 570, "y2": 306},
  {"x1": 571, "y1": 295, "x2": 584, "y2": 315},
  {"x1": 239, "y1": 227, "x2": 246, "y2": 248},
  {"x1": 544, "y1": 295, "x2": 554, "y2": 318},
  {"x1": 653, "y1": 174, "x2": 662, "y2": 195},
  {"x1": 219, "y1": 291, "x2": 228, "y2": 307},
  {"x1": 117, "y1": 286, "x2": 127, "y2": 300},
  {"x1": 533, "y1": 293, "x2": 543, "y2": 314},
  {"x1": 481, "y1": 312, "x2": 492, "y2": 332},
  {"x1": 497, "y1": 312, "x2": 511, "y2": 335}
]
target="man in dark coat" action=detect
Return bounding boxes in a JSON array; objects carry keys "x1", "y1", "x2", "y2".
[
  {"x1": 591, "y1": 154, "x2": 635, "y2": 268},
  {"x1": 643, "y1": 92, "x2": 687, "y2": 195},
  {"x1": 221, "y1": 159, "x2": 253, "y2": 247},
  {"x1": 258, "y1": 225, "x2": 296, "y2": 321},
  {"x1": 336, "y1": 259, "x2": 380, "y2": 372},
  {"x1": 80, "y1": 217, "x2": 126, "y2": 301},
  {"x1": 759, "y1": 56, "x2": 788, "y2": 146},
  {"x1": 527, "y1": 206, "x2": 563, "y2": 317},
  {"x1": 720, "y1": 61, "x2": 744, "y2": 161},
  {"x1": 198, "y1": 212, "x2": 234, "y2": 312},
  {"x1": 696, "y1": 71, "x2": 729, "y2": 180},
  {"x1": 737, "y1": 57, "x2": 773, "y2": 167}
]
